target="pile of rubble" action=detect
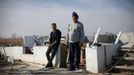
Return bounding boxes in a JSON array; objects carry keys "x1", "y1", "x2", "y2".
[{"x1": 109, "y1": 32, "x2": 134, "y2": 74}]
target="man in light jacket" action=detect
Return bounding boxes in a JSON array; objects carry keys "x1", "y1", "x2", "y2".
[{"x1": 67, "y1": 12, "x2": 85, "y2": 71}]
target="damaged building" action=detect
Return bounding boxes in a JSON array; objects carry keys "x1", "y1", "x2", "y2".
[{"x1": 0, "y1": 32, "x2": 134, "y2": 75}]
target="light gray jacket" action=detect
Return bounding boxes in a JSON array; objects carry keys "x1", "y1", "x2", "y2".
[{"x1": 67, "y1": 21, "x2": 85, "y2": 43}]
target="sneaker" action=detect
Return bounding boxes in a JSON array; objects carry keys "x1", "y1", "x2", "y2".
[
  {"x1": 67, "y1": 68, "x2": 75, "y2": 71},
  {"x1": 46, "y1": 62, "x2": 53, "y2": 68},
  {"x1": 75, "y1": 68, "x2": 82, "y2": 73}
]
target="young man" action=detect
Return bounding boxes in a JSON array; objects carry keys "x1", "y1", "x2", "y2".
[
  {"x1": 46, "y1": 23, "x2": 61, "y2": 68},
  {"x1": 67, "y1": 12, "x2": 85, "y2": 70}
]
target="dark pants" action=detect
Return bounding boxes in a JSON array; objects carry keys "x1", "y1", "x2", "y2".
[
  {"x1": 69, "y1": 42, "x2": 81, "y2": 69},
  {"x1": 46, "y1": 45, "x2": 59, "y2": 65}
]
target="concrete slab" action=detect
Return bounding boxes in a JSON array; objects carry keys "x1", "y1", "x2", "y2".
[{"x1": 120, "y1": 32, "x2": 134, "y2": 48}]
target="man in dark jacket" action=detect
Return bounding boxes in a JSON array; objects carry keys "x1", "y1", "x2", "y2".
[{"x1": 46, "y1": 23, "x2": 61, "y2": 68}]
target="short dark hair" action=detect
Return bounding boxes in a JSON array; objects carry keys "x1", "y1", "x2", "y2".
[{"x1": 51, "y1": 23, "x2": 56, "y2": 26}]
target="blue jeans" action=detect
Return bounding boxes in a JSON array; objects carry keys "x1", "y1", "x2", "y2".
[{"x1": 69, "y1": 42, "x2": 81, "y2": 69}]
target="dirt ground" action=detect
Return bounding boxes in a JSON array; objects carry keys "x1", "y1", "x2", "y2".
[{"x1": 0, "y1": 62, "x2": 132, "y2": 75}]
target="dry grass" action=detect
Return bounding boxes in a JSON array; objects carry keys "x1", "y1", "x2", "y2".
[{"x1": 0, "y1": 38, "x2": 23, "y2": 46}]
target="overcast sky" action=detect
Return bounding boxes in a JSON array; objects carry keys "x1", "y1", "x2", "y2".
[{"x1": 0, "y1": 0, "x2": 134, "y2": 37}]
